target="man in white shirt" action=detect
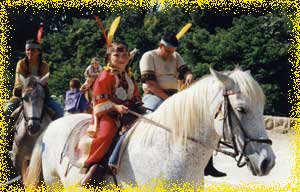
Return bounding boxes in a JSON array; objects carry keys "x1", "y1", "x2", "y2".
[{"x1": 139, "y1": 32, "x2": 193, "y2": 111}]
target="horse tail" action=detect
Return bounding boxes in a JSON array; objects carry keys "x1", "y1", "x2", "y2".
[{"x1": 23, "y1": 132, "x2": 44, "y2": 187}]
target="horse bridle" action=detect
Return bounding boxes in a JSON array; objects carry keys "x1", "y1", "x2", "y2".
[
  {"x1": 216, "y1": 90, "x2": 273, "y2": 167},
  {"x1": 21, "y1": 83, "x2": 46, "y2": 126},
  {"x1": 23, "y1": 110, "x2": 45, "y2": 124}
]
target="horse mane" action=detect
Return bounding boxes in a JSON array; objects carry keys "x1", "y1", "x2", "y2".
[
  {"x1": 134, "y1": 68, "x2": 265, "y2": 148},
  {"x1": 229, "y1": 70, "x2": 265, "y2": 110},
  {"x1": 135, "y1": 74, "x2": 214, "y2": 147}
]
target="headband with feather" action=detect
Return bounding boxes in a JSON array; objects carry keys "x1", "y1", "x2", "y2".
[{"x1": 176, "y1": 23, "x2": 192, "y2": 40}]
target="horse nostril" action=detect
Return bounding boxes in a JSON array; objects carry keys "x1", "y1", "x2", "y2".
[
  {"x1": 28, "y1": 124, "x2": 40, "y2": 135},
  {"x1": 260, "y1": 158, "x2": 270, "y2": 174}
]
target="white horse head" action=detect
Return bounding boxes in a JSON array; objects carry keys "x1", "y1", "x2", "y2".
[
  {"x1": 209, "y1": 68, "x2": 275, "y2": 176},
  {"x1": 24, "y1": 68, "x2": 275, "y2": 189}
]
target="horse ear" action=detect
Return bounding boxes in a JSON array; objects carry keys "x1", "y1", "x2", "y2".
[
  {"x1": 39, "y1": 72, "x2": 49, "y2": 86},
  {"x1": 209, "y1": 67, "x2": 234, "y2": 89}
]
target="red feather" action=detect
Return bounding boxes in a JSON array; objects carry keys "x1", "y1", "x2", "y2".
[
  {"x1": 94, "y1": 16, "x2": 108, "y2": 47},
  {"x1": 37, "y1": 25, "x2": 43, "y2": 43}
]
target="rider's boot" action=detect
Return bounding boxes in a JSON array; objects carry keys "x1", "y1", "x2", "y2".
[
  {"x1": 80, "y1": 164, "x2": 106, "y2": 187},
  {"x1": 204, "y1": 156, "x2": 227, "y2": 177}
]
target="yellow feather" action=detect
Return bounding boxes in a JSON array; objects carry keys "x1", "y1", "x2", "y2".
[
  {"x1": 176, "y1": 23, "x2": 192, "y2": 40},
  {"x1": 107, "y1": 16, "x2": 121, "y2": 46}
]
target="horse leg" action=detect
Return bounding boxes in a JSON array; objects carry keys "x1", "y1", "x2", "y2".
[
  {"x1": 40, "y1": 135, "x2": 65, "y2": 188},
  {"x1": 41, "y1": 154, "x2": 63, "y2": 188},
  {"x1": 23, "y1": 135, "x2": 43, "y2": 187},
  {"x1": 21, "y1": 156, "x2": 31, "y2": 181},
  {"x1": 11, "y1": 141, "x2": 22, "y2": 173},
  {"x1": 12, "y1": 146, "x2": 31, "y2": 187},
  {"x1": 11, "y1": 122, "x2": 28, "y2": 173}
]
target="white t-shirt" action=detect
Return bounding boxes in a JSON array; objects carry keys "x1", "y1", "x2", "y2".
[
  {"x1": 139, "y1": 49, "x2": 185, "y2": 91},
  {"x1": 84, "y1": 65, "x2": 103, "y2": 78}
]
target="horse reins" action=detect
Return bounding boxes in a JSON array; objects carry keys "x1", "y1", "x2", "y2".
[{"x1": 128, "y1": 110, "x2": 213, "y2": 148}]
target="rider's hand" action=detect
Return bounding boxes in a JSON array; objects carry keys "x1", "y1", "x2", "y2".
[
  {"x1": 80, "y1": 85, "x2": 88, "y2": 92},
  {"x1": 185, "y1": 73, "x2": 193, "y2": 86},
  {"x1": 113, "y1": 104, "x2": 129, "y2": 115}
]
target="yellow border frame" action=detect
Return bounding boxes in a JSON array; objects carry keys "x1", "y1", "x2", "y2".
[{"x1": 0, "y1": 0, "x2": 299, "y2": 191}]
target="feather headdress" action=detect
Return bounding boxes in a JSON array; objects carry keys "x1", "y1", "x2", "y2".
[{"x1": 95, "y1": 16, "x2": 121, "y2": 47}]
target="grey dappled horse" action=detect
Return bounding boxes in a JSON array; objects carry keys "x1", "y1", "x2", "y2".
[{"x1": 11, "y1": 73, "x2": 52, "y2": 178}]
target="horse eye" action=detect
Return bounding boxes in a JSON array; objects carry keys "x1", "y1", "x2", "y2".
[{"x1": 236, "y1": 107, "x2": 247, "y2": 113}]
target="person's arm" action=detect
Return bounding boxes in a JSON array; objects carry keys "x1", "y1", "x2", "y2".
[
  {"x1": 176, "y1": 53, "x2": 193, "y2": 86},
  {"x1": 79, "y1": 93, "x2": 89, "y2": 113},
  {"x1": 84, "y1": 66, "x2": 90, "y2": 78},
  {"x1": 184, "y1": 71, "x2": 193, "y2": 86},
  {"x1": 38, "y1": 61, "x2": 50, "y2": 96},
  {"x1": 40, "y1": 61, "x2": 50, "y2": 77},
  {"x1": 144, "y1": 80, "x2": 169, "y2": 100},
  {"x1": 93, "y1": 71, "x2": 128, "y2": 117},
  {"x1": 140, "y1": 51, "x2": 169, "y2": 100},
  {"x1": 93, "y1": 72, "x2": 114, "y2": 117},
  {"x1": 111, "y1": 104, "x2": 128, "y2": 115},
  {"x1": 13, "y1": 60, "x2": 26, "y2": 98}
]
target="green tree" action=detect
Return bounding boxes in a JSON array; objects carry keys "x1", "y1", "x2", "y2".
[
  {"x1": 202, "y1": 13, "x2": 290, "y2": 115},
  {"x1": 42, "y1": 18, "x2": 104, "y2": 98},
  {"x1": 39, "y1": 10, "x2": 290, "y2": 116}
]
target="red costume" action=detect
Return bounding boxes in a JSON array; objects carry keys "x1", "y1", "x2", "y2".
[{"x1": 79, "y1": 67, "x2": 140, "y2": 167}]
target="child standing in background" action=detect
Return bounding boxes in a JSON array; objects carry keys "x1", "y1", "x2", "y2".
[
  {"x1": 64, "y1": 78, "x2": 89, "y2": 115},
  {"x1": 80, "y1": 57, "x2": 103, "y2": 110}
]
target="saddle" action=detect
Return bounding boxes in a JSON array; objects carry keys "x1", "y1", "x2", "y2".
[
  {"x1": 60, "y1": 118, "x2": 119, "y2": 176},
  {"x1": 60, "y1": 115, "x2": 141, "y2": 177},
  {"x1": 60, "y1": 119, "x2": 90, "y2": 169}
]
